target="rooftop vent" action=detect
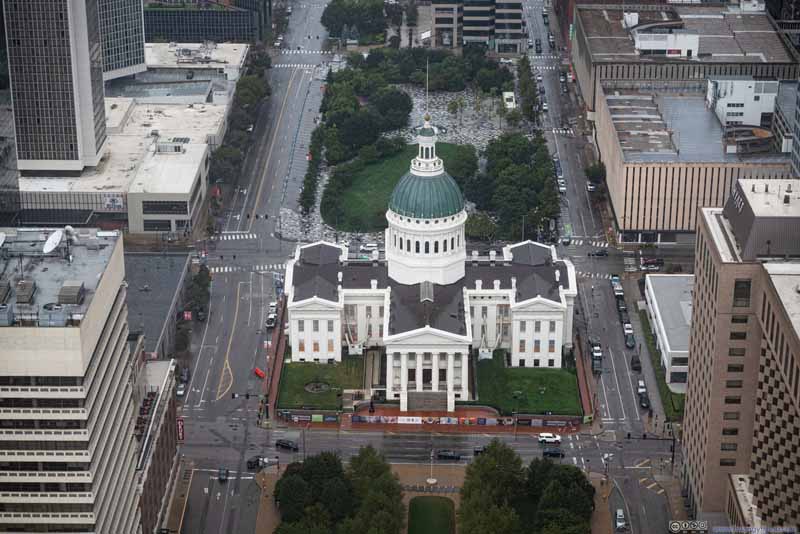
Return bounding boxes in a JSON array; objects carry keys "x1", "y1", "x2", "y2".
[
  {"x1": 15, "y1": 279, "x2": 36, "y2": 304},
  {"x1": 58, "y1": 281, "x2": 85, "y2": 305}
]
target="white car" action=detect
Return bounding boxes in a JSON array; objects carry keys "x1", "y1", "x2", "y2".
[
  {"x1": 623, "y1": 323, "x2": 634, "y2": 336},
  {"x1": 586, "y1": 183, "x2": 597, "y2": 192},
  {"x1": 265, "y1": 313, "x2": 277, "y2": 328},
  {"x1": 176, "y1": 383, "x2": 186, "y2": 397},
  {"x1": 268, "y1": 301, "x2": 278, "y2": 314},
  {"x1": 536, "y1": 73, "x2": 543, "y2": 82},
  {"x1": 542, "y1": 101, "x2": 549, "y2": 111},
  {"x1": 538, "y1": 433, "x2": 562, "y2": 444},
  {"x1": 499, "y1": 58, "x2": 514, "y2": 65},
  {"x1": 360, "y1": 243, "x2": 379, "y2": 253}
]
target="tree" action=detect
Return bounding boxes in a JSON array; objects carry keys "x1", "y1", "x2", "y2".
[
  {"x1": 370, "y1": 87, "x2": 413, "y2": 130},
  {"x1": 461, "y1": 439, "x2": 526, "y2": 511},
  {"x1": 465, "y1": 213, "x2": 497, "y2": 241},
  {"x1": 506, "y1": 109, "x2": 522, "y2": 129},
  {"x1": 459, "y1": 492, "x2": 523, "y2": 534},
  {"x1": 236, "y1": 75, "x2": 269, "y2": 108},
  {"x1": 318, "y1": 477, "x2": 352, "y2": 522},
  {"x1": 585, "y1": 161, "x2": 606, "y2": 183},
  {"x1": 275, "y1": 475, "x2": 312, "y2": 522},
  {"x1": 406, "y1": 1, "x2": 418, "y2": 27},
  {"x1": 446, "y1": 144, "x2": 478, "y2": 186},
  {"x1": 209, "y1": 146, "x2": 243, "y2": 184}
]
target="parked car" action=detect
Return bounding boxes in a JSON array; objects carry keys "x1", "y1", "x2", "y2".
[
  {"x1": 639, "y1": 393, "x2": 650, "y2": 409},
  {"x1": 276, "y1": 439, "x2": 299, "y2": 451},
  {"x1": 180, "y1": 367, "x2": 190, "y2": 384},
  {"x1": 561, "y1": 83, "x2": 568, "y2": 94},
  {"x1": 543, "y1": 447, "x2": 565, "y2": 458},
  {"x1": 630, "y1": 354, "x2": 641, "y2": 371},
  {"x1": 528, "y1": 39, "x2": 534, "y2": 48},
  {"x1": 559, "y1": 72, "x2": 567, "y2": 83},
  {"x1": 218, "y1": 468, "x2": 229, "y2": 482},
  {"x1": 499, "y1": 58, "x2": 514, "y2": 65},
  {"x1": 436, "y1": 450, "x2": 462, "y2": 460},
  {"x1": 641, "y1": 257, "x2": 664, "y2": 267},
  {"x1": 473, "y1": 446, "x2": 486, "y2": 456},
  {"x1": 615, "y1": 508, "x2": 627, "y2": 531},
  {"x1": 539, "y1": 85, "x2": 546, "y2": 95},
  {"x1": 176, "y1": 383, "x2": 186, "y2": 397},
  {"x1": 590, "y1": 341, "x2": 602, "y2": 360},
  {"x1": 269, "y1": 301, "x2": 278, "y2": 314},
  {"x1": 623, "y1": 323, "x2": 634, "y2": 336},
  {"x1": 616, "y1": 298, "x2": 627, "y2": 313},
  {"x1": 360, "y1": 243, "x2": 379, "y2": 253},
  {"x1": 619, "y1": 310, "x2": 630, "y2": 324},
  {"x1": 637, "y1": 380, "x2": 647, "y2": 395},
  {"x1": 542, "y1": 101, "x2": 549, "y2": 111},
  {"x1": 586, "y1": 182, "x2": 597, "y2": 192},
  {"x1": 538, "y1": 433, "x2": 562, "y2": 444},
  {"x1": 588, "y1": 249, "x2": 608, "y2": 257},
  {"x1": 247, "y1": 456, "x2": 263, "y2": 470},
  {"x1": 625, "y1": 334, "x2": 636, "y2": 349},
  {"x1": 265, "y1": 313, "x2": 277, "y2": 329}
]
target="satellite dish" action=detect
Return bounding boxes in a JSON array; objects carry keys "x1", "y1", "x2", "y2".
[
  {"x1": 0, "y1": 232, "x2": 5, "y2": 248},
  {"x1": 43, "y1": 230, "x2": 64, "y2": 254}
]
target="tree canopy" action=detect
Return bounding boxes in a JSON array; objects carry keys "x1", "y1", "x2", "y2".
[{"x1": 321, "y1": 0, "x2": 387, "y2": 39}]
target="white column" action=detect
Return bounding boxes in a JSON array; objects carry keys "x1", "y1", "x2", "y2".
[
  {"x1": 386, "y1": 352, "x2": 394, "y2": 398},
  {"x1": 447, "y1": 352, "x2": 455, "y2": 412},
  {"x1": 400, "y1": 352, "x2": 408, "y2": 412},
  {"x1": 432, "y1": 352, "x2": 439, "y2": 392},
  {"x1": 460, "y1": 351, "x2": 469, "y2": 401},
  {"x1": 564, "y1": 301, "x2": 574, "y2": 351},
  {"x1": 415, "y1": 355, "x2": 422, "y2": 392}
]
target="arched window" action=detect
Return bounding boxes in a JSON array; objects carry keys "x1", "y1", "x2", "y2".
[
  {"x1": 443, "y1": 239, "x2": 448, "y2": 252},
  {"x1": 399, "y1": 238, "x2": 403, "y2": 251},
  {"x1": 434, "y1": 241, "x2": 439, "y2": 253},
  {"x1": 451, "y1": 237, "x2": 455, "y2": 250},
  {"x1": 425, "y1": 241, "x2": 430, "y2": 254},
  {"x1": 415, "y1": 241, "x2": 420, "y2": 253}
]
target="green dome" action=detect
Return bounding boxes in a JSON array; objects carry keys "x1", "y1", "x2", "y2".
[{"x1": 389, "y1": 171, "x2": 465, "y2": 219}]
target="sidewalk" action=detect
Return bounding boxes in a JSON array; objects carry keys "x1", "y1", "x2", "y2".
[
  {"x1": 254, "y1": 467, "x2": 283, "y2": 534},
  {"x1": 162, "y1": 456, "x2": 194, "y2": 534}
]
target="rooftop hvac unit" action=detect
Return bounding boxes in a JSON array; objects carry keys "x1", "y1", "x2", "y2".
[
  {"x1": 40, "y1": 303, "x2": 68, "y2": 327},
  {"x1": 15, "y1": 279, "x2": 36, "y2": 304},
  {"x1": 58, "y1": 281, "x2": 85, "y2": 305}
]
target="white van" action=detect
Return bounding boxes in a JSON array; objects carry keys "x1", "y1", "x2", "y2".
[
  {"x1": 637, "y1": 379, "x2": 646, "y2": 395},
  {"x1": 360, "y1": 243, "x2": 379, "y2": 253}
]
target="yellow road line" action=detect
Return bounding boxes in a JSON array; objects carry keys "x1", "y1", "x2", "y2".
[
  {"x1": 639, "y1": 477, "x2": 649, "y2": 484},
  {"x1": 177, "y1": 468, "x2": 195, "y2": 534},
  {"x1": 646, "y1": 482, "x2": 659, "y2": 490},
  {"x1": 215, "y1": 283, "x2": 241, "y2": 401},
  {"x1": 635, "y1": 459, "x2": 651, "y2": 468},
  {"x1": 247, "y1": 67, "x2": 301, "y2": 233}
]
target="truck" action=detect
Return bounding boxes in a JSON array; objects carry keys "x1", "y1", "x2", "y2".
[{"x1": 590, "y1": 340, "x2": 603, "y2": 374}]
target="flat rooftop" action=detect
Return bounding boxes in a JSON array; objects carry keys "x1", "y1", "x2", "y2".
[
  {"x1": 125, "y1": 253, "x2": 190, "y2": 354},
  {"x1": 764, "y1": 263, "x2": 800, "y2": 339},
  {"x1": 603, "y1": 85, "x2": 789, "y2": 163},
  {"x1": 145, "y1": 42, "x2": 248, "y2": 70},
  {"x1": 646, "y1": 274, "x2": 693, "y2": 352},
  {"x1": 0, "y1": 228, "x2": 119, "y2": 328},
  {"x1": 578, "y1": 4, "x2": 795, "y2": 64},
  {"x1": 104, "y1": 80, "x2": 213, "y2": 100},
  {"x1": 19, "y1": 98, "x2": 226, "y2": 195}
]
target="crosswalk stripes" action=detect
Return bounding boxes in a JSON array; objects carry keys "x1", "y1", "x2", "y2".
[
  {"x1": 212, "y1": 233, "x2": 258, "y2": 241},
  {"x1": 552, "y1": 128, "x2": 574, "y2": 136},
  {"x1": 279, "y1": 49, "x2": 334, "y2": 55},
  {"x1": 533, "y1": 65, "x2": 558, "y2": 70},
  {"x1": 273, "y1": 63, "x2": 318, "y2": 69},
  {"x1": 529, "y1": 54, "x2": 559, "y2": 60},
  {"x1": 576, "y1": 271, "x2": 612, "y2": 280},
  {"x1": 569, "y1": 239, "x2": 608, "y2": 248},
  {"x1": 209, "y1": 263, "x2": 287, "y2": 274}
]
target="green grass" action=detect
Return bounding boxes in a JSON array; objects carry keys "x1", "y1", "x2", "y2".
[
  {"x1": 638, "y1": 310, "x2": 685, "y2": 421},
  {"x1": 408, "y1": 496, "x2": 455, "y2": 534},
  {"x1": 335, "y1": 143, "x2": 465, "y2": 233},
  {"x1": 476, "y1": 350, "x2": 582, "y2": 416},
  {"x1": 277, "y1": 355, "x2": 364, "y2": 410}
]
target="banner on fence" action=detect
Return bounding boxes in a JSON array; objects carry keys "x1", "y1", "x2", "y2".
[
  {"x1": 291, "y1": 414, "x2": 312, "y2": 423},
  {"x1": 311, "y1": 414, "x2": 324, "y2": 423},
  {"x1": 544, "y1": 420, "x2": 566, "y2": 427},
  {"x1": 440, "y1": 417, "x2": 458, "y2": 425},
  {"x1": 398, "y1": 416, "x2": 422, "y2": 424},
  {"x1": 323, "y1": 415, "x2": 339, "y2": 423}
]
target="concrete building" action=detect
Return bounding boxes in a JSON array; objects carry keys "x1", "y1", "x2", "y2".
[
  {"x1": 18, "y1": 97, "x2": 229, "y2": 235},
  {"x1": 0, "y1": 97, "x2": 19, "y2": 225},
  {"x1": 431, "y1": 0, "x2": 525, "y2": 53},
  {"x1": 644, "y1": 274, "x2": 693, "y2": 389},
  {"x1": 571, "y1": 4, "x2": 799, "y2": 114},
  {"x1": 99, "y1": 0, "x2": 147, "y2": 81},
  {"x1": 130, "y1": 345, "x2": 179, "y2": 534},
  {"x1": 594, "y1": 80, "x2": 792, "y2": 243},
  {"x1": 2, "y1": 0, "x2": 108, "y2": 173},
  {"x1": 706, "y1": 77, "x2": 780, "y2": 128},
  {"x1": 144, "y1": 42, "x2": 250, "y2": 83},
  {"x1": 143, "y1": 1, "x2": 262, "y2": 44},
  {"x1": 0, "y1": 227, "x2": 140, "y2": 533},
  {"x1": 285, "y1": 118, "x2": 576, "y2": 412},
  {"x1": 772, "y1": 80, "x2": 796, "y2": 154},
  {"x1": 682, "y1": 178, "x2": 800, "y2": 526}
]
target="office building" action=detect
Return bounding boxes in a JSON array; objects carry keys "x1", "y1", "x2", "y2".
[
  {"x1": 2, "y1": 0, "x2": 108, "y2": 173},
  {"x1": 571, "y1": 4, "x2": 800, "y2": 113},
  {"x1": 644, "y1": 274, "x2": 693, "y2": 389},
  {"x1": 682, "y1": 179, "x2": 800, "y2": 526},
  {"x1": 99, "y1": 0, "x2": 147, "y2": 80},
  {"x1": 0, "y1": 227, "x2": 140, "y2": 533},
  {"x1": 431, "y1": 0, "x2": 524, "y2": 53},
  {"x1": 0, "y1": 97, "x2": 19, "y2": 225},
  {"x1": 286, "y1": 118, "x2": 576, "y2": 412},
  {"x1": 143, "y1": 1, "x2": 262, "y2": 43},
  {"x1": 594, "y1": 80, "x2": 791, "y2": 243}
]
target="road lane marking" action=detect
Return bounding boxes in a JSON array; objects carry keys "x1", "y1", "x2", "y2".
[
  {"x1": 186, "y1": 289, "x2": 215, "y2": 404},
  {"x1": 646, "y1": 482, "x2": 658, "y2": 490},
  {"x1": 639, "y1": 477, "x2": 648, "y2": 484},
  {"x1": 247, "y1": 67, "x2": 301, "y2": 232},
  {"x1": 195, "y1": 368, "x2": 212, "y2": 408},
  {"x1": 177, "y1": 469, "x2": 195, "y2": 533},
  {"x1": 607, "y1": 348, "x2": 627, "y2": 421},
  {"x1": 215, "y1": 283, "x2": 241, "y2": 400},
  {"x1": 634, "y1": 459, "x2": 651, "y2": 468}
]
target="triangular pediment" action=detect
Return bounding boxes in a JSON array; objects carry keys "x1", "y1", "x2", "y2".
[{"x1": 385, "y1": 326, "x2": 470, "y2": 346}]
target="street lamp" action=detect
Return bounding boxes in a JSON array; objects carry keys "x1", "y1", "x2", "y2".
[{"x1": 512, "y1": 390, "x2": 523, "y2": 440}]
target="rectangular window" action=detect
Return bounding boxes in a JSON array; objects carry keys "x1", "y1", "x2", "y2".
[
  {"x1": 720, "y1": 459, "x2": 736, "y2": 467},
  {"x1": 379, "y1": 324, "x2": 384, "y2": 337},
  {"x1": 368, "y1": 324, "x2": 373, "y2": 337},
  {"x1": 549, "y1": 321, "x2": 556, "y2": 333},
  {"x1": 327, "y1": 339, "x2": 334, "y2": 352},
  {"x1": 327, "y1": 320, "x2": 334, "y2": 332},
  {"x1": 366, "y1": 306, "x2": 372, "y2": 318},
  {"x1": 313, "y1": 320, "x2": 319, "y2": 332},
  {"x1": 535, "y1": 321, "x2": 541, "y2": 333},
  {"x1": 482, "y1": 306, "x2": 488, "y2": 318},
  {"x1": 728, "y1": 347, "x2": 746, "y2": 357},
  {"x1": 143, "y1": 219, "x2": 172, "y2": 232},
  {"x1": 298, "y1": 340, "x2": 305, "y2": 352},
  {"x1": 379, "y1": 306, "x2": 384, "y2": 317},
  {"x1": 142, "y1": 200, "x2": 188, "y2": 215},
  {"x1": 519, "y1": 359, "x2": 525, "y2": 367},
  {"x1": 733, "y1": 280, "x2": 751, "y2": 307},
  {"x1": 722, "y1": 428, "x2": 739, "y2": 436},
  {"x1": 548, "y1": 359, "x2": 555, "y2": 367},
  {"x1": 723, "y1": 411, "x2": 740, "y2": 420},
  {"x1": 731, "y1": 315, "x2": 748, "y2": 324},
  {"x1": 729, "y1": 331, "x2": 747, "y2": 341},
  {"x1": 727, "y1": 364, "x2": 744, "y2": 373},
  {"x1": 725, "y1": 380, "x2": 743, "y2": 388},
  {"x1": 721, "y1": 443, "x2": 738, "y2": 451},
  {"x1": 534, "y1": 340, "x2": 540, "y2": 352},
  {"x1": 519, "y1": 320, "x2": 526, "y2": 333},
  {"x1": 298, "y1": 320, "x2": 304, "y2": 333},
  {"x1": 534, "y1": 359, "x2": 540, "y2": 367},
  {"x1": 519, "y1": 340, "x2": 525, "y2": 352},
  {"x1": 724, "y1": 396, "x2": 741, "y2": 405},
  {"x1": 313, "y1": 341, "x2": 319, "y2": 352},
  {"x1": 548, "y1": 340, "x2": 555, "y2": 353}
]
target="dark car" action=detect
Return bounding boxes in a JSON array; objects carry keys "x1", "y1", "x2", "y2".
[
  {"x1": 619, "y1": 310, "x2": 630, "y2": 324},
  {"x1": 625, "y1": 334, "x2": 636, "y2": 349},
  {"x1": 542, "y1": 448, "x2": 565, "y2": 458},
  {"x1": 276, "y1": 439, "x2": 299, "y2": 451},
  {"x1": 641, "y1": 257, "x2": 665, "y2": 267},
  {"x1": 588, "y1": 250, "x2": 608, "y2": 257},
  {"x1": 436, "y1": 450, "x2": 462, "y2": 460},
  {"x1": 473, "y1": 446, "x2": 486, "y2": 456},
  {"x1": 247, "y1": 456, "x2": 263, "y2": 470},
  {"x1": 179, "y1": 367, "x2": 190, "y2": 384},
  {"x1": 630, "y1": 355, "x2": 641, "y2": 372},
  {"x1": 616, "y1": 298, "x2": 627, "y2": 313},
  {"x1": 639, "y1": 393, "x2": 650, "y2": 409},
  {"x1": 218, "y1": 468, "x2": 229, "y2": 482}
]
